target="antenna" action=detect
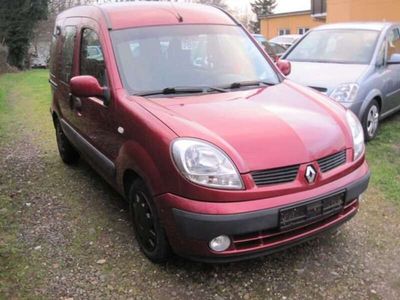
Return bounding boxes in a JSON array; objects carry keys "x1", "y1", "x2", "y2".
[{"x1": 170, "y1": 1, "x2": 184, "y2": 23}]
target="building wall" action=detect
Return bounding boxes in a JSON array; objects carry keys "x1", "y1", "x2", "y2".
[
  {"x1": 327, "y1": 0, "x2": 400, "y2": 23},
  {"x1": 260, "y1": 0, "x2": 400, "y2": 40},
  {"x1": 260, "y1": 14, "x2": 323, "y2": 39}
]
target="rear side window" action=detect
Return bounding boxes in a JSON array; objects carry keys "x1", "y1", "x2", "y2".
[
  {"x1": 60, "y1": 26, "x2": 77, "y2": 83},
  {"x1": 80, "y1": 29, "x2": 106, "y2": 86},
  {"x1": 49, "y1": 25, "x2": 61, "y2": 75}
]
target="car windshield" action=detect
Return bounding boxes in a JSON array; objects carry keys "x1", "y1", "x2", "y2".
[
  {"x1": 286, "y1": 29, "x2": 380, "y2": 64},
  {"x1": 270, "y1": 42, "x2": 286, "y2": 54},
  {"x1": 111, "y1": 25, "x2": 280, "y2": 95}
]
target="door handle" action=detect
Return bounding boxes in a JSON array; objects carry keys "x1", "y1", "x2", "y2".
[
  {"x1": 74, "y1": 97, "x2": 82, "y2": 110},
  {"x1": 69, "y1": 93, "x2": 82, "y2": 111}
]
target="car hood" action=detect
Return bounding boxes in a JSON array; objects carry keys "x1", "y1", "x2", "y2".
[
  {"x1": 134, "y1": 81, "x2": 351, "y2": 173},
  {"x1": 287, "y1": 61, "x2": 369, "y2": 94}
]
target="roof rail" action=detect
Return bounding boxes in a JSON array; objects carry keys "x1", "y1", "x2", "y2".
[
  {"x1": 210, "y1": 5, "x2": 240, "y2": 26},
  {"x1": 94, "y1": 4, "x2": 113, "y2": 30}
]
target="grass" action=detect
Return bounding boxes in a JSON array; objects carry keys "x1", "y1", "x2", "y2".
[
  {"x1": 366, "y1": 114, "x2": 400, "y2": 204},
  {"x1": 0, "y1": 70, "x2": 52, "y2": 298},
  {"x1": 0, "y1": 70, "x2": 124, "y2": 298}
]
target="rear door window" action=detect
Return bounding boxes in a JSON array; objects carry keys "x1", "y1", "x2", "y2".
[{"x1": 60, "y1": 26, "x2": 77, "y2": 83}]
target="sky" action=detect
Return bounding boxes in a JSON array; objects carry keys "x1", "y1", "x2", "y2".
[{"x1": 226, "y1": 0, "x2": 310, "y2": 16}]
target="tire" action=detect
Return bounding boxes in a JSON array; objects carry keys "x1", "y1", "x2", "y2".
[
  {"x1": 362, "y1": 100, "x2": 380, "y2": 142},
  {"x1": 128, "y1": 179, "x2": 171, "y2": 263},
  {"x1": 55, "y1": 119, "x2": 80, "y2": 164}
]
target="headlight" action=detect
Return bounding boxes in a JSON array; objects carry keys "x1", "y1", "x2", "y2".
[
  {"x1": 346, "y1": 110, "x2": 364, "y2": 160},
  {"x1": 330, "y1": 83, "x2": 359, "y2": 102},
  {"x1": 171, "y1": 138, "x2": 243, "y2": 190}
]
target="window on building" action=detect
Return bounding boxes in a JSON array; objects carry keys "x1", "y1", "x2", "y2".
[
  {"x1": 279, "y1": 28, "x2": 290, "y2": 36},
  {"x1": 298, "y1": 28, "x2": 310, "y2": 35},
  {"x1": 312, "y1": 0, "x2": 327, "y2": 15},
  {"x1": 80, "y1": 28, "x2": 106, "y2": 86},
  {"x1": 60, "y1": 26, "x2": 77, "y2": 83}
]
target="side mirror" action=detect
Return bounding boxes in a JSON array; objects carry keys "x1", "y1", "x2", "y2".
[
  {"x1": 387, "y1": 53, "x2": 400, "y2": 65},
  {"x1": 70, "y1": 75, "x2": 105, "y2": 98},
  {"x1": 276, "y1": 59, "x2": 291, "y2": 76}
]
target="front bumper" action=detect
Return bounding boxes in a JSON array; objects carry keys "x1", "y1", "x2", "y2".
[{"x1": 156, "y1": 163, "x2": 370, "y2": 262}]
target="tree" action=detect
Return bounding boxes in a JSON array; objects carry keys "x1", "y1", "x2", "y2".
[
  {"x1": 0, "y1": 0, "x2": 48, "y2": 69},
  {"x1": 250, "y1": 0, "x2": 276, "y2": 33}
]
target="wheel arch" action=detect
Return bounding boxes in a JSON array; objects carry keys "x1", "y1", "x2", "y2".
[
  {"x1": 122, "y1": 169, "x2": 141, "y2": 199},
  {"x1": 359, "y1": 89, "x2": 383, "y2": 119},
  {"x1": 52, "y1": 111, "x2": 59, "y2": 126},
  {"x1": 116, "y1": 140, "x2": 168, "y2": 200}
]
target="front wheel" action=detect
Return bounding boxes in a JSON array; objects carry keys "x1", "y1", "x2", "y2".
[
  {"x1": 362, "y1": 100, "x2": 380, "y2": 142},
  {"x1": 128, "y1": 179, "x2": 171, "y2": 263}
]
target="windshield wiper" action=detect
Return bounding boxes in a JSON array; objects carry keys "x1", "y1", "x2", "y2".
[
  {"x1": 135, "y1": 86, "x2": 228, "y2": 97},
  {"x1": 227, "y1": 80, "x2": 275, "y2": 90}
]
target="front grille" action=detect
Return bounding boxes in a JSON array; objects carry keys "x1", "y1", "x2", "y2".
[
  {"x1": 309, "y1": 86, "x2": 328, "y2": 93},
  {"x1": 251, "y1": 165, "x2": 299, "y2": 186},
  {"x1": 318, "y1": 150, "x2": 346, "y2": 173}
]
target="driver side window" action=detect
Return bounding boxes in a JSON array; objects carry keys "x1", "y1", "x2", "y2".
[
  {"x1": 80, "y1": 28, "x2": 106, "y2": 86},
  {"x1": 387, "y1": 28, "x2": 400, "y2": 59},
  {"x1": 376, "y1": 39, "x2": 386, "y2": 67}
]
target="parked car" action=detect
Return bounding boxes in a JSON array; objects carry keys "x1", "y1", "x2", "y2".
[
  {"x1": 49, "y1": 3, "x2": 370, "y2": 263},
  {"x1": 31, "y1": 54, "x2": 47, "y2": 69},
  {"x1": 252, "y1": 34, "x2": 286, "y2": 60},
  {"x1": 282, "y1": 23, "x2": 400, "y2": 140},
  {"x1": 270, "y1": 34, "x2": 302, "y2": 49},
  {"x1": 268, "y1": 41, "x2": 287, "y2": 58}
]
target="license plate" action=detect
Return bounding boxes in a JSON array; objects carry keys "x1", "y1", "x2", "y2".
[{"x1": 279, "y1": 193, "x2": 345, "y2": 230}]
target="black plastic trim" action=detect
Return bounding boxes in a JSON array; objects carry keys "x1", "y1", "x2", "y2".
[
  {"x1": 345, "y1": 171, "x2": 370, "y2": 202},
  {"x1": 174, "y1": 207, "x2": 279, "y2": 240},
  {"x1": 60, "y1": 119, "x2": 115, "y2": 178},
  {"x1": 181, "y1": 208, "x2": 357, "y2": 264},
  {"x1": 172, "y1": 172, "x2": 370, "y2": 241},
  {"x1": 49, "y1": 79, "x2": 58, "y2": 89}
]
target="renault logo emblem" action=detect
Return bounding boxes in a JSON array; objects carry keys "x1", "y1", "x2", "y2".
[{"x1": 305, "y1": 165, "x2": 317, "y2": 184}]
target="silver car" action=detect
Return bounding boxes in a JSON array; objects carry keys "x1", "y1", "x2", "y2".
[
  {"x1": 270, "y1": 34, "x2": 302, "y2": 49},
  {"x1": 282, "y1": 23, "x2": 400, "y2": 141}
]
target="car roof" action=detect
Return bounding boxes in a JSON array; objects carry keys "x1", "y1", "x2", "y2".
[
  {"x1": 314, "y1": 22, "x2": 396, "y2": 32},
  {"x1": 57, "y1": 3, "x2": 237, "y2": 30},
  {"x1": 271, "y1": 34, "x2": 301, "y2": 40}
]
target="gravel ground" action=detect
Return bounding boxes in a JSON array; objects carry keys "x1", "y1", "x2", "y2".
[{"x1": 0, "y1": 71, "x2": 399, "y2": 299}]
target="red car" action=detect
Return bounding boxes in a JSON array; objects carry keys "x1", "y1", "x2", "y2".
[{"x1": 49, "y1": 3, "x2": 370, "y2": 263}]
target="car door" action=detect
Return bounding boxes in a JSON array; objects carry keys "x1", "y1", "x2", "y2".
[
  {"x1": 73, "y1": 22, "x2": 120, "y2": 181},
  {"x1": 383, "y1": 26, "x2": 400, "y2": 111},
  {"x1": 56, "y1": 18, "x2": 80, "y2": 128}
]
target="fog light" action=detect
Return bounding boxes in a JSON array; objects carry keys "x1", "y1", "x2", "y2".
[{"x1": 209, "y1": 235, "x2": 231, "y2": 252}]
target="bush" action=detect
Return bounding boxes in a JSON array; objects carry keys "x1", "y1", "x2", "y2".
[{"x1": 0, "y1": 45, "x2": 17, "y2": 74}]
